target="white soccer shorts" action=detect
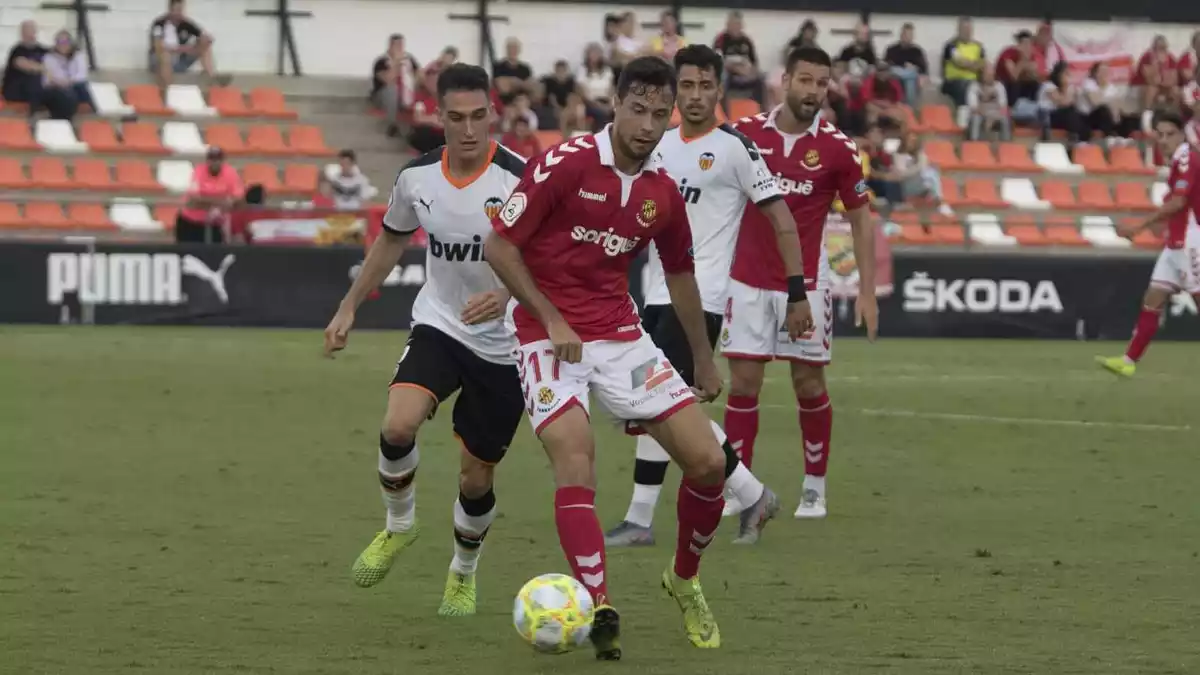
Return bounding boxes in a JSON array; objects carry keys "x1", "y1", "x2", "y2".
[
  {"x1": 1150, "y1": 238, "x2": 1200, "y2": 296},
  {"x1": 719, "y1": 279, "x2": 833, "y2": 365}
]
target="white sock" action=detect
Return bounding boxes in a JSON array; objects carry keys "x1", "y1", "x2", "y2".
[
  {"x1": 803, "y1": 474, "x2": 826, "y2": 497},
  {"x1": 624, "y1": 435, "x2": 669, "y2": 527},
  {"x1": 1123, "y1": 355, "x2": 1136, "y2": 366},
  {"x1": 450, "y1": 492, "x2": 496, "y2": 575},
  {"x1": 379, "y1": 445, "x2": 419, "y2": 533},
  {"x1": 711, "y1": 419, "x2": 764, "y2": 507}
]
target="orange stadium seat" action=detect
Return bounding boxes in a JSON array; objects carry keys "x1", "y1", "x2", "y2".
[
  {"x1": 1039, "y1": 180, "x2": 1078, "y2": 209},
  {"x1": 898, "y1": 105, "x2": 925, "y2": 133},
  {"x1": 24, "y1": 202, "x2": 69, "y2": 228},
  {"x1": 282, "y1": 164, "x2": 319, "y2": 194},
  {"x1": 1109, "y1": 146, "x2": 1155, "y2": 175},
  {"x1": 241, "y1": 163, "x2": 281, "y2": 191},
  {"x1": 534, "y1": 130, "x2": 563, "y2": 150},
  {"x1": 963, "y1": 179, "x2": 1005, "y2": 208},
  {"x1": 154, "y1": 205, "x2": 178, "y2": 229},
  {"x1": 1072, "y1": 145, "x2": 1112, "y2": 173},
  {"x1": 923, "y1": 139, "x2": 960, "y2": 169},
  {"x1": 0, "y1": 202, "x2": 24, "y2": 227},
  {"x1": 246, "y1": 125, "x2": 289, "y2": 155},
  {"x1": 288, "y1": 125, "x2": 334, "y2": 156},
  {"x1": 920, "y1": 104, "x2": 959, "y2": 133},
  {"x1": 930, "y1": 223, "x2": 966, "y2": 244},
  {"x1": 0, "y1": 158, "x2": 30, "y2": 189},
  {"x1": 1078, "y1": 181, "x2": 1115, "y2": 210},
  {"x1": 66, "y1": 203, "x2": 115, "y2": 230},
  {"x1": 80, "y1": 120, "x2": 122, "y2": 153},
  {"x1": 208, "y1": 86, "x2": 254, "y2": 117},
  {"x1": 959, "y1": 142, "x2": 997, "y2": 171},
  {"x1": 1115, "y1": 182, "x2": 1154, "y2": 211},
  {"x1": 125, "y1": 85, "x2": 172, "y2": 115},
  {"x1": 74, "y1": 158, "x2": 114, "y2": 191},
  {"x1": 0, "y1": 119, "x2": 39, "y2": 150},
  {"x1": 1131, "y1": 226, "x2": 1163, "y2": 249},
  {"x1": 205, "y1": 124, "x2": 248, "y2": 155},
  {"x1": 897, "y1": 223, "x2": 936, "y2": 244},
  {"x1": 249, "y1": 87, "x2": 297, "y2": 119},
  {"x1": 115, "y1": 160, "x2": 164, "y2": 192},
  {"x1": 122, "y1": 123, "x2": 168, "y2": 154},
  {"x1": 997, "y1": 143, "x2": 1040, "y2": 172},
  {"x1": 1044, "y1": 222, "x2": 1089, "y2": 246},
  {"x1": 940, "y1": 176, "x2": 967, "y2": 207},
  {"x1": 727, "y1": 98, "x2": 761, "y2": 121},
  {"x1": 30, "y1": 157, "x2": 73, "y2": 190},
  {"x1": 1002, "y1": 214, "x2": 1047, "y2": 246}
]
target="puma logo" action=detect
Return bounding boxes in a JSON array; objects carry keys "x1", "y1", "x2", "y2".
[
  {"x1": 418, "y1": 197, "x2": 434, "y2": 213},
  {"x1": 181, "y1": 254, "x2": 235, "y2": 304}
]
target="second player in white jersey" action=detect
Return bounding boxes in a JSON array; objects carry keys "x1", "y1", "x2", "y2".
[{"x1": 644, "y1": 124, "x2": 784, "y2": 312}]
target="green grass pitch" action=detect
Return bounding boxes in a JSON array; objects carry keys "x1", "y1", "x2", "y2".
[{"x1": 1, "y1": 326, "x2": 1197, "y2": 674}]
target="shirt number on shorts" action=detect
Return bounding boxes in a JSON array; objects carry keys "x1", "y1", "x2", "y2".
[{"x1": 519, "y1": 348, "x2": 561, "y2": 415}]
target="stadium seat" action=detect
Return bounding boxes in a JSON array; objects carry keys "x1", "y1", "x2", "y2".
[
  {"x1": 87, "y1": 82, "x2": 133, "y2": 117},
  {"x1": 35, "y1": 119, "x2": 88, "y2": 154},
  {"x1": 0, "y1": 119, "x2": 40, "y2": 150},
  {"x1": 242, "y1": 163, "x2": 281, "y2": 191},
  {"x1": 1131, "y1": 226, "x2": 1163, "y2": 249},
  {"x1": 1109, "y1": 146, "x2": 1156, "y2": 175},
  {"x1": 1077, "y1": 181, "x2": 1115, "y2": 210},
  {"x1": 940, "y1": 176, "x2": 967, "y2": 207},
  {"x1": 1115, "y1": 183, "x2": 1155, "y2": 211},
  {"x1": 966, "y1": 214, "x2": 1016, "y2": 246},
  {"x1": 166, "y1": 84, "x2": 216, "y2": 116},
  {"x1": 1080, "y1": 216, "x2": 1129, "y2": 248},
  {"x1": 204, "y1": 124, "x2": 247, "y2": 155},
  {"x1": 248, "y1": 87, "x2": 297, "y2": 119},
  {"x1": 930, "y1": 223, "x2": 966, "y2": 244},
  {"x1": 963, "y1": 179, "x2": 1006, "y2": 208},
  {"x1": 30, "y1": 157, "x2": 73, "y2": 190},
  {"x1": 153, "y1": 205, "x2": 178, "y2": 229},
  {"x1": 1043, "y1": 222, "x2": 1088, "y2": 246},
  {"x1": 122, "y1": 122, "x2": 168, "y2": 155},
  {"x1": 288, "y1": 125, "x2": 334, "y2": 156},
  {"x1": 959, "y1": 142, "x2": 997, "y2": 171},
  {"x1": 1034, "y1": 142, "x2": 1081, "y2": 174},
  {"x1": 124, "y1": 85, "x2": 172, "y2": 115},
  {"x1": 154, "y1": 159, "x2": 193, "y2": 193},
  {"x1": 923, "y1": 139, "x2": 960, "y2": 169},
  {"x1": 0, "y1": 202, "x2": 24, "y2": 228},
  {"x1": 1001, "y1": 177, "x2": 1048, "y2": 210},
  {"x1": 66, "y1": 203, "x2": 116, "y2": 230},
  {"x1": 24, "y1": 202, "x2": 69, "y2": 228},
  {"x1": 1072, "y1": 145, "x2": 1112, "y2": 173},
  {"x1": 208, "y1": 86, "x2": 253, "y2": 117},
  {"x1": 1003, "y1": 216, "x2": 1049, "y2": 246},
  {"x1": 997, "y1": 143, "x2": 1040, "y2": 172},
  {"x1": 74, "y1": 158, "x2": 114, "y2": 191},
  {"x1": 116, "y1": 160, "x2": 167, "y2": 193},
  {"x1": 1039, "y1": 180, "x2": 1078, "y2": 209},
  {"x1": 920, "y1": 104, "x2": 959, "y2": 133},
  {"x1": 247, "y1": 125, "x2": 289, "y2": 155},
  {"x1": 0, "y1": 158, "x2": 30, "y2": 189},
  {"x1": 283, "y1": 164, "x2": 319, "y2": 194},
  {"x1": 898, "y1": 105, "x2": 925, "y2": 133},
  {"x1": 727, "y1": 98, "x2": 761, "y2": 121},
  {"x1": 897, "y1": 223, "x2": 936, "y2": 244},
  {"x1": 1150, "y1": 182, "x2": 1168, "y2": 207},
  {"x1": 80, "y1": 120, "x2": 121, "y2": 153},
  {"x1": 109, "y1": 198, "x2": 159, "y2": 231},
  {"x1": 162, "y1": 121, "x2": 206, "y2": 155}
]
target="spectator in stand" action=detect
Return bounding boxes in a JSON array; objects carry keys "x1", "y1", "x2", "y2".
[
  {"x1": 996, "y1": 30, "x2": 1043, "y2": 118},
  {"x1": 149, "y1": 0, "x2": 228, "y2": 88},
  {"x1": 1038, "y1": 61, "x2": 1084, "y2": 143},
  {"x1": 860, "y1": 67, "x2": 905, "y2": 132},
  {"x1": 713, "y1": 11, "x2": 763, "y2": 105},
  {"x1": 424, "y1": 46, "x2": 459, "y2": 79},
  {"x1": 941, "y1": 17, "x2": 986, "y2": 107},
  {"x1": 863, "y1": 124, "x2": 902, "y2": 215},
  {"x1": 2, "y1": 21, "x2": 46, "y2": 111},
  {"x1": 493, "y1": 37, "x2": 533, "y2": 104},
  {"x1": 540, "y1": 59, "x2": 576, "y2": 110},
  {"x1": 500, "y1": 91, "x2": 539, "y2": 133},
  {"x1": 177, "y1": 146, "x2": 243, "y2": 244},
  {"x1": 603, "y1": 14, "x2": 622, "y2": 47},
  {"x1": 408, "y1": 69, "x2": 445, "y2": 153},
  {"x1": 324, "y1": 150, "x2": 376, "y2": 211},
  {"x1": 824, "y1": 59, "x2": 850, "y2": 127},
  {"x1": 884, "y1": 22, "x2": 928, "y2": 104},
  {"x1": 527, "y1": 81, "x2": 559, "y2": 130},
  {"x1": 1078, "y1": 63, "x2": 1129, "y2": 144},
  {"x1": 501, "y1": 115, "x2": 542, "y2": 159},
  {"x1": 559, "y1": 91, "x2": 591, "y2": 137},
  {"x1": 1183, "y1": 64, "x2": 1199, "y2": 117},
  {"x1": 371, "y1": 34, "x2": 419, "y2": 138},
  {"x1": 787, "y1": 19, "x2": 820, "y2": 53},
  {"x1": 1032, "y1": 22, "x2": 1064, "y2": 73},
  {"x1": 577, "y1": 43, "x2": 615, "y2": 126},
  {"x1": 893, "y1": 130, "x2": 954, "y2": 216},
  {"x1": 1133, "y1": 35, "x2": 1181, "y2": 114},
  {"x1": 966, "y1": 63, "x2": 1011, "y2": 141},
  {"x1": 40, "y1": 30, "x2": 92, "y2": 120},
  {"x1": 648, "y1": 11, "x2": 688, "y2": 62},
  {"x1": 838, "y1": 22, "x2": 877, "y2": 79},
  {"x1": 1178, "y1": 31, "x2": 1200, "y2": 87},
  {"x1": 610, "y1": 12, "x2": 643, "y2": 72}
]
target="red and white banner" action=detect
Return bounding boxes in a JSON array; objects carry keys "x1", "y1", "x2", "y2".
[{"x1": 1052, "y1": 24, "x2": 1136, "y2": 85}]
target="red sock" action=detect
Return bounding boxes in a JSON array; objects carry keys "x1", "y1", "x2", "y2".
[
  {"x1": 554, "y1": 486, "x2": 610, "y2": 606},
  {"x1": 798, "y1": 392, "x2": 832, "y2": 477},
  {"x1": 723, "y1": 394, "x2": 759, "y2": 468},
  {"x1": 674, "y1": 478, "x2": 724, "y2": 579},
  {"x1": 1125, "y1": 307, "x2": 1162, "y2": 363}
]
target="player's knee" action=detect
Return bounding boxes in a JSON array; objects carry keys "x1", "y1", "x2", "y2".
[
  {"x1": 458, "y1": 454, "x2": 495, "y2": 499},
  {"x1": 683, "y1": 448, "x2": 726, "y2": 487},
  {"x1": 791, "y1": 368, "x2": 826, "y2": 400},
  {"x1": 727, "y1": 365, "x2": 764, "y2": 398},
  {"x1": 379, "y1": 421, "x2": 419, "y2": 453}
]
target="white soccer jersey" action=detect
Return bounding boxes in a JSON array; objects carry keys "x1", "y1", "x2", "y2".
[
  {"x1": 644, "y1": 124, "x2": 782, "y2": 313},
  {"x1": 383, "y1": 142, "x2": 524, "y2": 364}
]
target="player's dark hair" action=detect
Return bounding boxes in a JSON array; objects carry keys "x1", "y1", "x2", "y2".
[
  {"x1": 616, "y1": 56, "x2": 677, "y2": 99},
  {"x1": 786, "y1": 46, "x2": 832, "y2": 73},
  {"x1": 338, "y1": 149, "x2": 356, "y2": 162},
  {"x1": 674, "y1": 44, "x2": 723, "y2": 79},
  {"x1": 1153, "y1": 110, "x2": 1184, "y2": 131},
  {"x1": 436, "y1": 63, "x2": 490, "y2": 101}
]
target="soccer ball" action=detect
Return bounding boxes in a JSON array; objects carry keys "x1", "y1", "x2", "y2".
[{"x1": 512, "y1": 573, "x2": 594, "y2": 653}]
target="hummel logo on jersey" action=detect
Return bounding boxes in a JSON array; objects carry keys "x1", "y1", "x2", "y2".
[
  {"x1": 776, "y1": 175, "x2": 814, "y2": 195},
  {"x1": 571, "y1": 226, "x2": 640, "y2": 256},
  {"x1": 417, "y1": 197, "x2": 434, "y2": 213},
  {"x1": 428, "y1": 233, "x2": 485, "y2": 262},
  {"x1": 678, "y1": 177, "x2": 702, "y2": 205},
  {"x1": 578, "y1": 189, "x2": 608, "y2": 202},
  {"x1": 758, "y1": 148, "x2": 774, "y2": 155}
]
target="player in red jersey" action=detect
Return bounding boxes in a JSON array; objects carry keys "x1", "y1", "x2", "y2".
[
  {"x1": 485, "y1": 57, "x2": 748, "y2": 657},
  {"x1": 720, "y1": 47, "x2": 878, "y2": 519},
  {"x1": 1098, "y1": 111, "x2": 1200, "y2": 377}
]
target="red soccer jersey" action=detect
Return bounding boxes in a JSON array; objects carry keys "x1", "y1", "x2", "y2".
[
  {"x1": 491, "y1": 129, "x2": 694, "y2": 343},
  {"x1": 1134, "y1": 50, "x2": 1178, "y2": 86},
  {"x1": 729, "y1": 108, "x2": 870, "y2": 291},
  {"x1": 1165, "y1": 144, "x2": 1200, "y2": 249},
  {"x1": 1178, "y1": 49, "x2": 1197, "y2": 83}
]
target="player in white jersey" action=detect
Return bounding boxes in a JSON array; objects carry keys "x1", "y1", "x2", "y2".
[
  {"x1": 606, "y1": 45, "x2": 812, "y2": 547},
  {"x1": 323, "y1": 64, "x2": 526, "y2": 617}
]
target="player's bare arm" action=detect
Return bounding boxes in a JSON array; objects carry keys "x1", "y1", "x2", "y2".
[
  {"x1": 324, "y1": 229, "x2": 411, "y2": 356},
  {"x1": 483, "y1": 233, "x2": 582, "y2": 363},
  {"x1": 845, "y1": 203, "x2": 878, "y2": 342},
  {"x1": 664, "y1": 272, "x2": 723, "y2": 402},
  {"x1": 760, "y1": 198, "x2": 814, "y2": 339},
  {"x1": 1125, "y1": 195, "x2": 1186, "y2": 236}
]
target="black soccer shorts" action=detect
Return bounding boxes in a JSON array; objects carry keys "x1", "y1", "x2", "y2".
[
  {"x1": 389, "y1": 324, "x2": 525, "y2": 464},
  {"x1": 640, "y1": 304, "x2": 724, "y2": 387}
]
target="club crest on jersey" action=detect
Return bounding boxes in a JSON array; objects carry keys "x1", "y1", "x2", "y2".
[
  {"x1": 698, "y1": 152, "x2": 716, "y2": 171},
  {"x1": 483, "y1": 197, "x2": 504, "y2": 220},
  {"x1": 637, "y1": 199, "x2": 657, "y2": 228},
  {"x1": 803, "y1": 149, "x2": 822, "y2": 171}
]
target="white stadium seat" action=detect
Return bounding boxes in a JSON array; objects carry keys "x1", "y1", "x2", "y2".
[
  {"x1": 1001, "y1": 177, "x2": 1049, "y2": 210},
  {"x1": 157, "y1": 159, "x2": 194, "y2": 193},
  {"x1": 35, "y1": 119, "x2": 87, "y2": 154},
  {"x1": 109, "y1": 198, "x2": 160, "y2": 231},
  {"x1": 1034, "y1": 143, "x2": 1082, "y2": 174},
  {"x1": 166, "y1": 84, "x2": 216, "y2": 117},
  {"x1": 882, "y1": 137, "x2": 901, "y2": 155},
  {"x1": 955, "y1": 105, "x2": 970, "y2": 129},
  {"x1": 162, "y1": 121, "x2": 206, "y2": 155},
  {"x1": 967, "y1": 214, "x2": 1016, "y2": 246},
  {"x1": 87, "y1": 82, "x2": 133, "y2": 117},
  {"x1": 1080, "y1": 216, "x2": 1130, "y2": 248},
  {"x1": 1151, "y1": 182, "x2": 1168, "y2": 207}
]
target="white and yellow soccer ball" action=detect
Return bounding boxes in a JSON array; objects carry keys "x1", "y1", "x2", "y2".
[{"x1": 512, "y1": 573, "x2": 594, "y2": 653}]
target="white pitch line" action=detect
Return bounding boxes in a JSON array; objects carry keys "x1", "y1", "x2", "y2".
[{"x1": 751, "y1": 405, "x2": 1189, "y2": 433}]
